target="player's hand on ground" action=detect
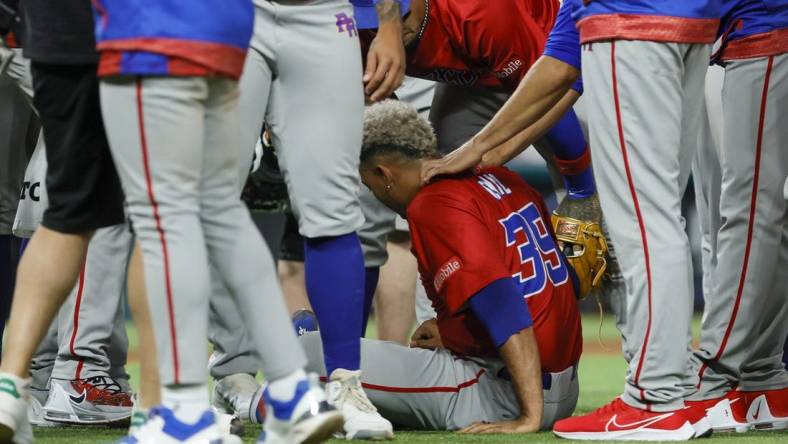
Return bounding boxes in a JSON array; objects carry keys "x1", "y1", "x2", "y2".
[
  {"x1": 421, "y1": 140, "x2": 485, "y2": 184},
  {"x1": 409, "y1": 319, "x2": 443, "y2": 349},
  {"x1": 364, "y1": 1, "x2": 406, "y2": 102},
  {"x1": 459, "y1": 417, "x2": 541, "y2": 434}
]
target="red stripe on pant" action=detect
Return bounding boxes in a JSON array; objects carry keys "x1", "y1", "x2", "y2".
[
  {"x1": 610, "y1": 41, "x2": 654, "y2": 409},
  {"x1": 697, "y1": 55, "x2": 775, "y2": 387},
  {"x1": 318, "y1": 369, "x2": 486, "y2": 393},
  {"x1": 135, "y1": 78, "x2": 181, "y2": 384},
  {"x1": 70, "y1": 258, "x2": 87, "y2": 380}
]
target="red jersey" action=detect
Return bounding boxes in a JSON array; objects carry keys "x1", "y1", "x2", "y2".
[
  {"x1": 407, "y1": 0, "x2": 559, "y2": 91},
  {"x1": 407, "y1": 166, "x2": 582, "y2": 372}
]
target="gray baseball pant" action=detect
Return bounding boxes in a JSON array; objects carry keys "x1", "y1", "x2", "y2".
[
  {"x1": 691, "y1": 53, "x2": 788, "y2": 398},
  {"x1": 298, "y1": 332, "x2": 578, "y2": 430},
  {"x1": 208, "y1": 0, "x2": 365, "y2": 379},
  {"x1": 101, "y1": 76, "x2": 305, "y2": 386},
  {"x1": 582, "y1": 41, "x2": 711, "y2": 411}
]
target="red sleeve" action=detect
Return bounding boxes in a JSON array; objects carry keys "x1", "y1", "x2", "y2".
[
  {"x1": 408, "y1": 189, "x2": 511, "y2": 315},
  {"x1": 462, "y1": 1, "x2": 550, "y2": 92}
]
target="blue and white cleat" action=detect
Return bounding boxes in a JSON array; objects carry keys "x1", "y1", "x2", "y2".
[
  {"x1": 257, "y1": 374, "x2": 343, "y2": 444},
  {"x1": 115, "y1": 406, "x2": 241, "y2": 444}
]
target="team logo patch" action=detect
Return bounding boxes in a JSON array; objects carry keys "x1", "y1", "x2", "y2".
[
  {"x1": 434, "y1": 257, "x2": 462, "y2": 292},
  {"x1": 336, "y1": 13, "x2": 357, "y2": 37}
]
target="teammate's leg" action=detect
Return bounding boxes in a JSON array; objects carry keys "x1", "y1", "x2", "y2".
[
  {"x1": 101, "y1": 76, "x2": 214, "y2": 425},
  {"x1": 44, "y1": 225, "x2": 133, "y2": 425},
  {"x1": 267, "y1": 0, "x2": 390, "y2": 438}
]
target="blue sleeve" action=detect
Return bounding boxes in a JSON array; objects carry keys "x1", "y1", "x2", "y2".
[
  {"x1": 468, "y1": 278, "x2": 533, "y2": 348},
  {"x1": 543, "y1": 0, "x2": 582, "y2": 70},
  {"x1": 544, "y1": 110, "x2": 596, "y2": 199}
]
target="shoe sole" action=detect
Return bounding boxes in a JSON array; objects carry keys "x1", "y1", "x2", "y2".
[
  {"x1": 295, "y1": 411, "x2": 345, "y2": 444},
  {"x1": 43, "y1": 408, "x2": 131, "y2": 426},
  {"x1": 691, "y1": 417, "x2": 713, "y2": 439},
  {"x1": 750, "y1": 419, "x2": 788, "y2": 431},
  {"x1": 554, "y1": 423, "x2": 696, "y2": 441}
]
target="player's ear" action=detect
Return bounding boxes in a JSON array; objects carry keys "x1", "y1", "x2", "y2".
[{"x1": 375, "y1": 164, "x2": 392, "y2": 181}]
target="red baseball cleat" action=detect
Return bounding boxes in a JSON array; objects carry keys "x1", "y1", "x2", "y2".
[
  {"x1": 553, "y1": 397, "x2": 695, "y2": 441},
  {"x1": 682, "y1": 400, "x2": 713, "y2": 438},
  {"x1": 743, "y1": 387, "x2": 788, "y2": 431},
  {"x1": 687, "y1": 390, "x2": 750, "y2": 433}
]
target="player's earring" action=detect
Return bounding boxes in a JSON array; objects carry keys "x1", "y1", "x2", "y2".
[{"x1": 385, "y1": 183, "x2": 393, "y2": 192}]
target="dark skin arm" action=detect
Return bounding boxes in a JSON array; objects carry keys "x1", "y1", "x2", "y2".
[
  {"x1": 364, "y1": 0, "x2": 406, "y2": 102},
  {"x1": 460, "y1": 327, "x2": 544, "y2": 434},
  {"x1": 421, "y1": 56, "x2": 580, "y2": 182}
]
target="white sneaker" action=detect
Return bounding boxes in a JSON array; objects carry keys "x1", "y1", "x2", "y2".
[
  {"x1": 212, "y1": 409, "x2": 245, "y2": 437},
  {"x1": 212, "y1": 373, "x2": 262, "y2": 423},
  {"x1": 44, "y1": 377, "x2": 133, "y2": 425},
  {"x1": 0, "y1": 374, "x2": 34, "y2": 444},
  {"x1": 258, "y1": 373, "x2": 344, "y2": 444},
  {"x1": 115, "y1": 406, "x2": 241, "y2": 444},
  {"x1": 325, "y1": 369, "x2": 393, "y2": 440}
]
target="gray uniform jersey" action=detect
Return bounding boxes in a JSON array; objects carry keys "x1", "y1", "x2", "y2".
[
  {"x1": 690, "y1": 53, "x2": 788, "y2": 398},
  {"x1": 582, "y1": 41, "x2": 711, "y2": 411},
  {"x1": 298, "y1": 332, "x2": 578, "y2": 431}
]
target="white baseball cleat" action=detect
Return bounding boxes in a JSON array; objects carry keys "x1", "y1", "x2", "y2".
[
  {"x1": 211, "y1": 373, "x2": 262, "y2": 424},
  {"x1": 0, "y1": 374, "x2": 34, "y2": 444},
  {"x1": 43, "y1": 377, "x2": 133, "y2": 425},
  {"x1": 325, "y1": 369, "x2": 394, "y2": 441},
  {"x1": 257, "y1": 373, "x2": 344, "y2": 444},
  {"x1": 115, "y1": 406, "x2": 241, "y2": 444}
]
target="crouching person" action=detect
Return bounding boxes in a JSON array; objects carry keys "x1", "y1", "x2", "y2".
[{"x1": 299, "y1": 100, "x2": 584, "y2": 433}]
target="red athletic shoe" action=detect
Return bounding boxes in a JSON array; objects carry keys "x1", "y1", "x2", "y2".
[
  {"x1": 553, "y1": 398, "x2": 695, "y2": 441},
  {"x1": 743, "y1": 387, "x2": 788, "y2": 431},
  {"x1": 682, "y1": 400, "x2": 712, "y2": 438}
]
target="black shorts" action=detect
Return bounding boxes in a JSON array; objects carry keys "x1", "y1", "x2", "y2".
[{"x1": 31, "y1": 63, "x2": 125, "y2": 233}]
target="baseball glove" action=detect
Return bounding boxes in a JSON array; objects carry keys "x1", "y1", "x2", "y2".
[{"x1": 552, "y1": 195, "x2": 609, "y2": 299}]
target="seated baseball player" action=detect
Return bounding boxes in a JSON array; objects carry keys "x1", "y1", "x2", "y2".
[{"x1": 298, "y1": 100, "x2": 590, "y2": 433}]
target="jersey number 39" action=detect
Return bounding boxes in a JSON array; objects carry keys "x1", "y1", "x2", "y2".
[{"x1": 499, "y1": 203, "x2": 569, "y2": 298}]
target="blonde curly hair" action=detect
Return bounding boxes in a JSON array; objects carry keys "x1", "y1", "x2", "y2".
[{"x1": 361, "y1": 99, "x2": 438, "y2": 165}]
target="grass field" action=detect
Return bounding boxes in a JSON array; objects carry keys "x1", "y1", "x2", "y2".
[{"x1": 29, "y1": 315, "x2": 788, "y2": 443}]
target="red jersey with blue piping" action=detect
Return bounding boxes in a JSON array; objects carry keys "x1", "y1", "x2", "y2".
[
  {"x1": 566, "y1": 0, "x2": 721, "y2": 45},
  {"x1": 92, "y1": 0, "x2": 254, "y2": 79},
  {"x1": 715, "y1": 0, "x2": 788, "y2": 62},
  {"x1": 407, "y1": 167, "x2": 581, "y2": 372}
]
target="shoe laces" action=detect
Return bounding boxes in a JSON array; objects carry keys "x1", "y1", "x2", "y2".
[{"x1": 331, "y1": 378, "x2": 377, "y2": 414}]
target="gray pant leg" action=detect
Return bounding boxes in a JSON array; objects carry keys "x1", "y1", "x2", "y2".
[
  {"x1": 358, "y1": 189, "x2": 395, "y2": 268},
  {"x1": 696, "y1": 54, "x2": 788, "y2": 394},
  {"x1": 199, "y1": 78, "x2": 306, "y2": 381},
  {"x1": 208, "y1": 15, "x2": 276, "y2": 380},
  {"x1": 50, "y1": 224, "x2": 131, "y2": 381},
  {"x1": 582, "y1": 41, "x2": 709, "y2": 410},
  {"x1": 29, "y1": 322, "x2": 57, "y2": 391},
  {"x1": 299, "y1": 333, "x2": 578, "y2": 431}
]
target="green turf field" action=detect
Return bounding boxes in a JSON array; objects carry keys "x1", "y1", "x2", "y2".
[{"x1": 29, "y1": 315, "x2": 788, "y2": 443}]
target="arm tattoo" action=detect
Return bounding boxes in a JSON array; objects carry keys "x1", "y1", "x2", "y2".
[{"x1": 376, "y1": 0, "x2": 401, "y2": 23}]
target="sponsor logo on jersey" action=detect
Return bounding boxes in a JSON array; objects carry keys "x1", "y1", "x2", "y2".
[
  {"x1": 336, "y1": 13, "x2": 358, "y2": 38},
  {"x1": 434, "y1": 256, "x2": 462, "y2": 292},
  {"x1": 477, "y1": 173, "x2": 512, "y2": 200},
  {"x1": 495, "y1": 59, "x2": 523, "y2": 79},
  {"x1": 422, "y1": 68, "x2": 480, "y2": 87}
]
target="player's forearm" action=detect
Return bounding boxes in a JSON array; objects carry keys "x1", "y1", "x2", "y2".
[
  {"x1": 471, "y1": 56, "x2": 580, "y2": 157},
  {"x1": 482, "y1": 90, "x2": 581, "y2": 167},
  {"x1": 500, "y1": 328, "x2": 544, "y2": 428},
  {"x1": 375, "y1": 0, "x2": 403, "y2": 35}
]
